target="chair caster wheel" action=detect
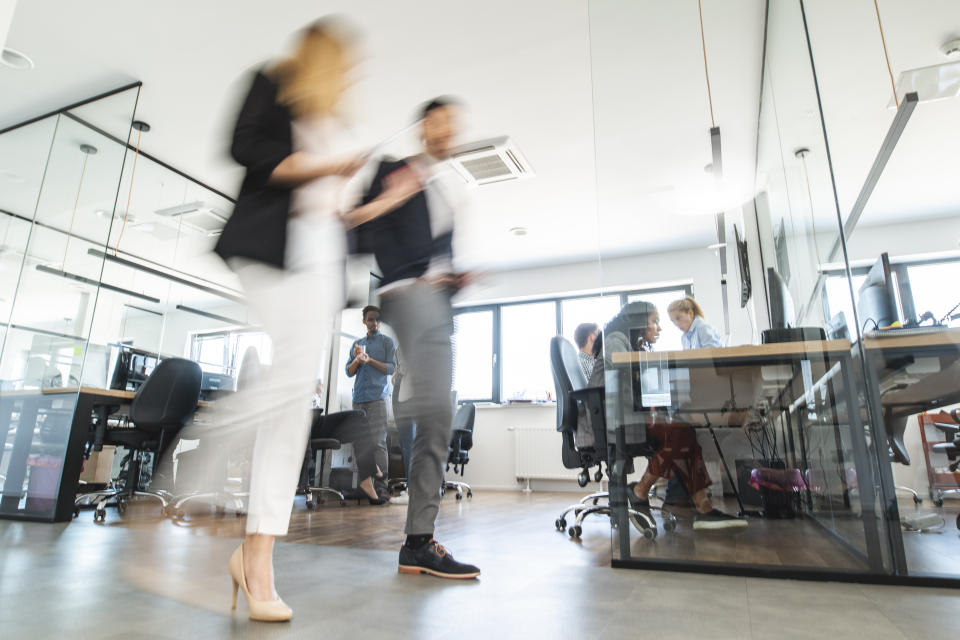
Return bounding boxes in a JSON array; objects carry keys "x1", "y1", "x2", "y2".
[
  {"x1": 116, "y1": 500, "x2": 126, "y2": 515},
  {"x1": 467, "y1": 490, "x2": 473, "y2": 498},
  {"x1": 94, "y1": 510, "x2": 105, "y2": 523},
  {"x1": 556, "y1": 518, "x2": 566, "y2": 531},
  {"x1": 577, "y1": 471, "x2": 589, "y2": 488},
  {"x1": 642, "y1": 526, "x2": 657, "y2": 540},
  {"x1": 913, "y1": 494, "x2": 922, "y2": 505},
  {"x1": 663, "y1": 519, "x2": 677, "y2": 532},
  {"x1": 568, "y1": 525, "x2": 582, "y2": 539},
  {"x1": 592, "y1": 498, "x2": 600, "y2": 506},
  {"x1": 456, "y1": 493, "x2": 463, "y2": 501}
]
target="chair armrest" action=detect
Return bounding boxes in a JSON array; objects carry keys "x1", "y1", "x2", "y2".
[{"x1": 933, "y1": 422, "x2": 960, "y2": 439}]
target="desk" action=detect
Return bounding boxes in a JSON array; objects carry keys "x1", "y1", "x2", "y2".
[
  {"x1": 0, "y1": 386, "x2": 210, "y2": 522},
  {"x1": 858, "y1": 328, "x2": 960, "y2": 574},
  {"x1": 609, "y1": 340, "x2": 889, "y2": 574}
]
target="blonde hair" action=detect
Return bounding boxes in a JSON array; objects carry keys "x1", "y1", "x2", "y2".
[
  {"x1": 272, "y1": 19, "x2": 354, "y2": 118},
  {"x1": 667, "y1": 296, "x2": 706, "y2": 319}
]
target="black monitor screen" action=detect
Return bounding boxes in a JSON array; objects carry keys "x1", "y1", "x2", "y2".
[
  {"x1": 767, "y1": 268, "x2": 795, "y2": 329},
  {"x1": 109, "y1": 346, "x2": 160, "y2": 391},
  {"x1": 857, "y1": 253, "x2": 897, "y2": 331}
]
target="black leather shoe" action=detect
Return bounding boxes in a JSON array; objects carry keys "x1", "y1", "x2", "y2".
[{"x1": 398, "y1": 540, "x2": 480, "y2": 579}]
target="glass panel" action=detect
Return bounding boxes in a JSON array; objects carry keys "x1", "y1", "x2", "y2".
[
  {"x1": 626, "y1": 289, "x2": 691, "y2": 352},
  {"x1": 452, "y1": 310, "x2": 493, "y2": 402}
]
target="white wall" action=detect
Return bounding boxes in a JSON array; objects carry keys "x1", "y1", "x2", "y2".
[{"x1": 460, "y1": 243, "x2": 758, "y2": 346}]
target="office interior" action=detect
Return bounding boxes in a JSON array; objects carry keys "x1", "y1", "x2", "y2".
[{"x1": 1, "y1": 0, "x2": 960, "y2": 636}]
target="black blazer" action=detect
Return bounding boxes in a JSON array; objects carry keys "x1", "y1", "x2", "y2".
[
  {"x1": 214, "y1": 70, "x2": 293, "y2": 269},
  {"x1": 354, "y1": 158, "x2": 453, "y2": 286}
]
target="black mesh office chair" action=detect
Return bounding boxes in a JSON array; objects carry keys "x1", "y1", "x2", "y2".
[
  {"x1": 302, "y1": 410, "x2": 370, "y2": 508},
  {"x1": 550, "y1": 336, "x2": 676, "y2": 540},
  {"x1": 85, "y1": 358, "x2": 202, "y2": 522},
  {"x1": 167, "y1": 348, "x2": 261, "y2": 518},
  {"x1": 886, "y1": 415, "x2": 923, "y2": 504},
  {"x1": 442, "y1": 403, "x2": 476, "y2": 500}
]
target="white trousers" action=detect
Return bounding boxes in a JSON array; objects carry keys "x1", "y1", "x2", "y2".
[{"x1": 234, "y1": 256, "x2": 340, "y2": 536}]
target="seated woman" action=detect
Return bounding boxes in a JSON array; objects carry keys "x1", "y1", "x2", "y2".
[
  {"x1": 667, "y1": 296, "x2": 723, "y2": 349},
  {"x1": 588, "y1": 301, "x2": 745, "y2": 531}
]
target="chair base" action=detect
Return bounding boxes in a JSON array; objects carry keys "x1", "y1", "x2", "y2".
[
  {"x1": 78, "y1": 489, "x2": 169, "y2": 522},
  {"x1": 556, "y1": 493, "x2": 677, "y2": 541},
  {"x1": 305, "y1": 486, "x2": 346, "y2": 509},
  {"x1": 167, "y1": 491, "x2": 247, "y2": 518},
  {"x1": 896, "y1": 486, "x2": 923, "y2": 505},
  {"x1": 441, "y1": 480, "x2": 472, "y2": 500}
]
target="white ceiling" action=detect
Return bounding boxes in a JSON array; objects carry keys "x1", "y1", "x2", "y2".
[
  {"x1": 757, "y1": 0, "x2": 960, "y2": 240},
  {"x1": 0, "y1": 0, "x2": 767, "y2": 274}
]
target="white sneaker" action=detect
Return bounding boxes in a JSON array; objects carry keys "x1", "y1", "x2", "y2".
[{"x1": 390, "y1": 492, "x2": 409, "y2": 505}]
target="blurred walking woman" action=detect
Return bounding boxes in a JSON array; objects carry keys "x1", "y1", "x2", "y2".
[{"x1": 213, "y1": 20, "x2": 363, "y2": 622}]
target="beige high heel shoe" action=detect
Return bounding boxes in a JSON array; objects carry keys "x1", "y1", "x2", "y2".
[{"x1": 229, "y1": 545, "x2": 293, "y2": 622}]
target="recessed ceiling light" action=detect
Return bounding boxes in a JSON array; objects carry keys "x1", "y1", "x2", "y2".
[
  {"x1": 1, "y1": 47, "x2": 34, "y2": 70},
  {"x1": 509, "y1": 226, "x2": 528, "y2": 237},
  {"x1": 94, "y1": 209, "x2": 111, "y2": 219}
]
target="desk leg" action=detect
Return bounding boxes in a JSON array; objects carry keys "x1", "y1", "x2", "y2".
[
  {"x1": 53, "y1": 394, "x2": 94, "y2": 522},
  {"x1": 862, "y1": 353, "x2": 908, "y2": 575},
  {"x1": 840, "y1": 355, "x2": 888, "y2": 574},
  {"x1": 0, "y1": 398, "x2": 40, "y2": 514}
]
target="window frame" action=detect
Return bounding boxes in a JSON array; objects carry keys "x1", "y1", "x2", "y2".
[
  {"x1": 821, "y1": 255, "x2": 960, "y2": 329},
  {"x1": 453, "y1": 283, "x2": 693, "y2": 403}
]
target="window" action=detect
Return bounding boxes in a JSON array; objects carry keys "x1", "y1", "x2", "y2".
[
  {"x1": 190, "y1": 329, "x2": 271, "y2": 376},
  {"x1": 501, "y1": 302, "x2": 555, "y2": 401},
  {"x1": 626, "y1": 288, "x2": 690, "y2": 351},
  {"x1": 823, "y1": 256, "x2": 960, "y2": 335},
  {"x1": 907, "y1": 262, "x2": 960, "y2": 326},
  {"x1": 561, "y1": 295, "x2": 621, "y2": 347},
  {"x1": 453, "y1": 309, "x2": 495, "y2": 401},
  {"x1": 451, "y1": 284, "x2": 692, "y2": 403}
]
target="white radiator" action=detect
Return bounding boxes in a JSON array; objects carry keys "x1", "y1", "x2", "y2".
[{"x1": 513, "y1": 427, "x2": 580, "y2": 482}]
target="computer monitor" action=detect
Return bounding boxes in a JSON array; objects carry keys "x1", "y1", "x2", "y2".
[
  {"x1": 108, "y1": 345, "x2": 160, "y2": 391},
  {"x1": 767, "y1": 268, "x2": 795, "y2": 330},
  {"x1": 825, "y1": 312, "x2": 850, "y2": 341},
  {"x1": 857, "y1": 253, "x2": 898, "y2": 331},
  {"x1": 200, "y1": 371, "x2": 236, "y2": 400}
]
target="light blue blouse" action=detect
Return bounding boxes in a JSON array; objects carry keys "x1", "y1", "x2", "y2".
[{"x1": 681, "y1": 316, "x2": 723, "y2": 349}]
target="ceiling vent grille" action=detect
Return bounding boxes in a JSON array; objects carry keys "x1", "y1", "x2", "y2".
[
  {"x1": 154, "y1": 201, "x2": 227, "y2": 236},
  {"x1": 449, "y1": 136, "x2": 533, "y2": 186}
]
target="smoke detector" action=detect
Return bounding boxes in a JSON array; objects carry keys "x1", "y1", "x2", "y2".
[
  {"x1": 448, "y1": 136, "x2": 533, "y2": 186},
  {"x1": 154, "y1": 201, "x2": 227, "y2": 236},
  {"x1": 941, "y1": 39, "x2": 960, "y2": 59}
]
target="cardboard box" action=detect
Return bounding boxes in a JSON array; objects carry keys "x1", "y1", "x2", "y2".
[{"x1": 80, "y1": 445, "x2": 115, "y2": 484}]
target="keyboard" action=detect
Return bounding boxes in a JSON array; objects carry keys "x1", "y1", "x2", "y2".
[{"x1": 864, "y1": 325, "x2": 955, "y2": 339}]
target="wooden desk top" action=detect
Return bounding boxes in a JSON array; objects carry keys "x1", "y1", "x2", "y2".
[
  {"x1": 611, "y1": 340, "x2": 851, "y2": 365},
  {"x1": 0, "y1": 386, "x2": 212, "y2": 407},
  {"x1": 862, "y1": 327, "x2": 960, "y2": 351}
]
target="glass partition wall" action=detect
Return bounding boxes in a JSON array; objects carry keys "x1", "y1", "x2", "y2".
[
  {"x1": 591, "y1": 0, "x2": 959, "y2": 584},
  {"x1": 0, "y1": 86, "x2": 251, "y2": 521}
]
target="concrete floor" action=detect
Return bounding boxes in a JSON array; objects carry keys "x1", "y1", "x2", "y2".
[{"x1": 1, "y1": 494, "x2": 959, "y2": 639}]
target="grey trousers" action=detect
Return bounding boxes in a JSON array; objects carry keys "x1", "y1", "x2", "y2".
[
  {"x1": 380, "y1": 283, "x2": 454, "y2": 535},
  {"x1": 353, "y1": 399, "x2": 389, "y2": 478}
]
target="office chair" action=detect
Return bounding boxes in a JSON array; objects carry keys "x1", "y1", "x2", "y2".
[
  {"x1": 83, "y1": 358, "x2": 202, "y2": 522},
  {"x1": 549, "y1": 336, "x2": 675, "y2": 540},
  {"x1": 302, "y1": 410, "x2": 370, "y2": 508},
  {"x1": 930, "y1": 410, "x2": 960, "y2": 512},
  {"x1": 886, "y1": 415, "x2": 923, "y2": 504},
  {"x1": 441, "y1": 402, "x2": 476, "y2": 500}
]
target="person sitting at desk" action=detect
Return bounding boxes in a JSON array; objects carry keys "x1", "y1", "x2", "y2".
[
  {"x1": 588, "y1": 301, "x2": 746, "y2": 531},
  {"x1": 667, "y1": 296, "x2": 723, "y2": 349},
  {"x1": 574, "y1": 322, "x2": 600, "y2": 380}
]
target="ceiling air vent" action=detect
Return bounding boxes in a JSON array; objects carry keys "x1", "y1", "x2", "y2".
[
  {"x1": 154, "y1": 201, "x2": 228, "y2": 236},
  {"x1": 448, "y1": 136, "x2": 533, "y2": 186}
]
